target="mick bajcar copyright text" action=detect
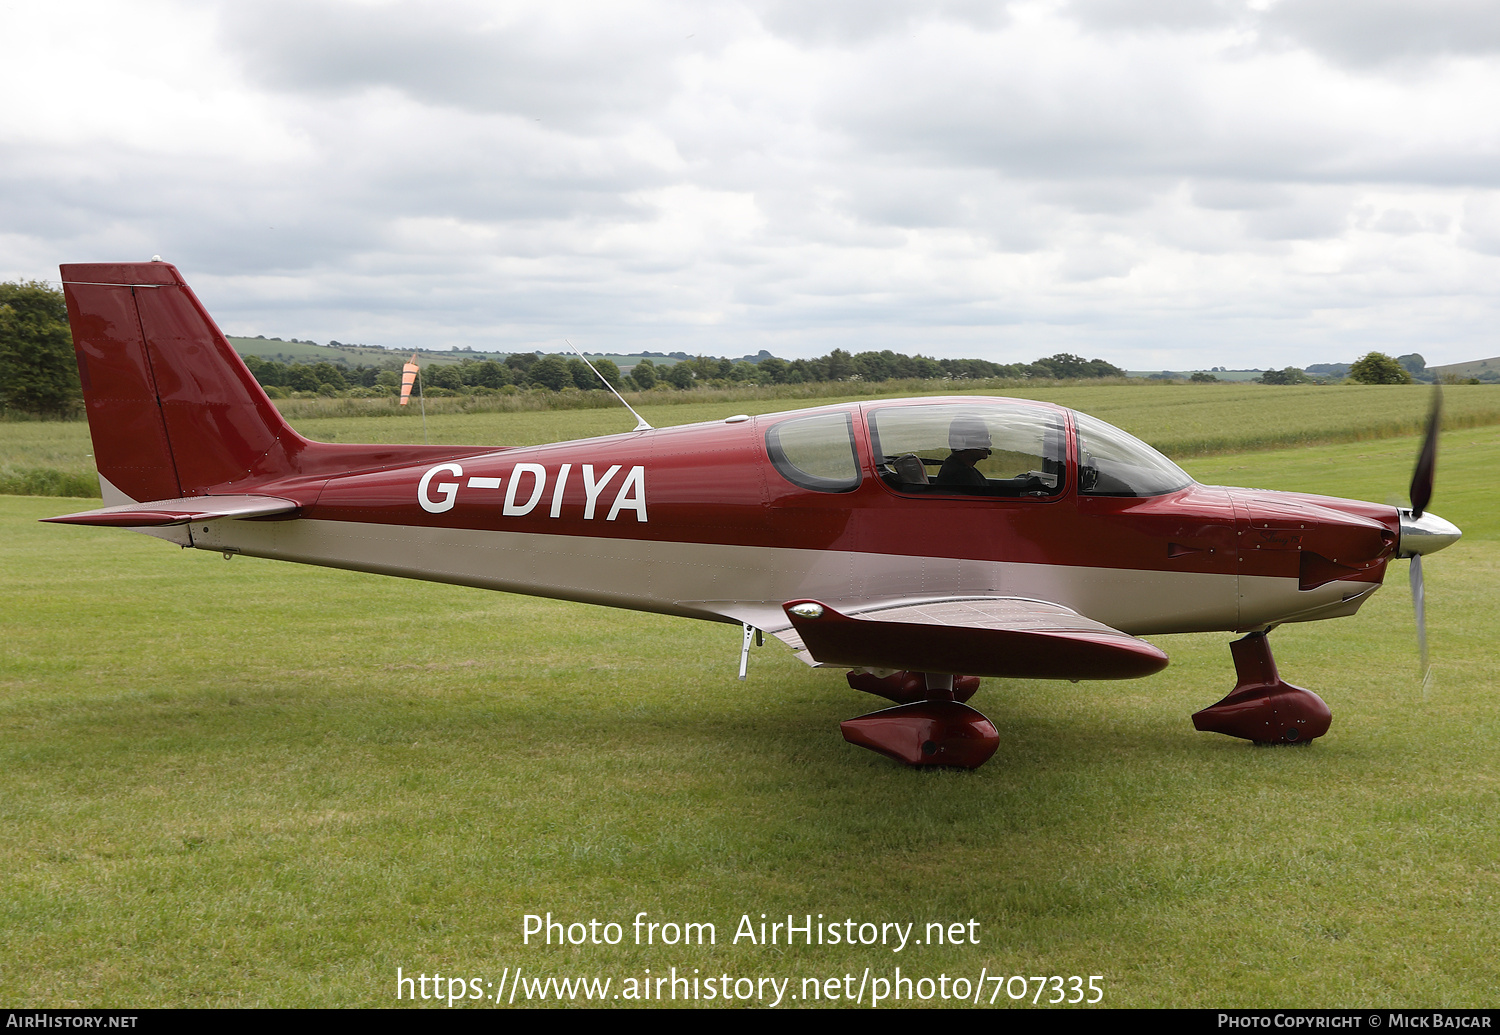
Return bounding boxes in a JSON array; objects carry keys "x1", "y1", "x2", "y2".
[{"x1": 1218, "y1": 1016, "x2": 1490, "y2": 1029}]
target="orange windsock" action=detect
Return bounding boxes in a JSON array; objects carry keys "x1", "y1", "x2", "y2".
[{"x1": 399, "y1": 355, "x2": 419, "y2": 406}]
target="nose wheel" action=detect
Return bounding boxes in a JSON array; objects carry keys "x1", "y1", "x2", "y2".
[
  {"x1": 1192, "y1": 632, "x2": 1331, "y2": 745},
  {"x1": 840, "y1": 671, "x2": 999, "y2": 768}
]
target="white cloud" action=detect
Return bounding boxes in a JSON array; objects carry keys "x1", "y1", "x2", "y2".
[{"x1": 3, "y1": 0, "x2": 1500, "y2": 368}]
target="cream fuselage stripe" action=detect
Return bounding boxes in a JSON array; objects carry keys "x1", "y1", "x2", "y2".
[{"x1": 187, "y1": 517, "x2": 1368, "y2": 637}]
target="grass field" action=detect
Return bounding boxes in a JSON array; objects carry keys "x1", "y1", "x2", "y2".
[{"x1": 2, "y1": 394, "x2": 1497, "y2": 1008}]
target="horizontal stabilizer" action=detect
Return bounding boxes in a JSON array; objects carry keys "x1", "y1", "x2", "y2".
[
  {"x1": 43, "y1": 494, "x2": 299, "y2": 528},
  {"x1": 778, "y1": 596, "x2": 1169, "y2": 680}
]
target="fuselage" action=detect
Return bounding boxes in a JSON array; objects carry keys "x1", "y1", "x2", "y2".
[{"x1": 181, "y1": 396, "x2": 1403, "y2": 639}]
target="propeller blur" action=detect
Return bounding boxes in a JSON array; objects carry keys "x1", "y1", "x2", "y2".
[{"x1": 45, "y1": 262, "x2": 1462, "y2": 768}]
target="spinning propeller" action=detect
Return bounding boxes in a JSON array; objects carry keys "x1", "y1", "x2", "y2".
[{"x1": 1399, "y1": 389, "x2": 1462, "y2": 685}]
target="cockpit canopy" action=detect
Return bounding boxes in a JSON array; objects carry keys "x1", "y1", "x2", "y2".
[
  {"x1": 764, "y1": 399, "x2": 1195, "y2": 498},
  {"x1": 868, "y1": 402, "x2": 1066, "y2": 497}
]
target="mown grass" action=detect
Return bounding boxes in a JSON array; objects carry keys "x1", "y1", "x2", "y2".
[
  {"x1": 2, "y1": 426, "x2": 1496, "y2": 1007},
  {"x1": 5, "y1": 383, "x2": 1498, "y2": 499}
]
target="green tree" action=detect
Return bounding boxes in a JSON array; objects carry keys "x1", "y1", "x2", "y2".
[
  {"x1": 0, "y1": 280, "x2": 79, "y2": 416},
  {"x1": 424, "y1": 364, "x2": 464, "y2": 391},
  {"x1": 311, "y1": 361, "x2": 348, "y2": 391},
  {"x1": 1348, "y1": 352, "x2": 1412, "y2": 385},
  {"x1": 1259, "y1": 367, "x2": 1311, "y2": 385},
  {"x1": 591, "y1": 358, "x2": 622, "y2": 388},
  {"x1": 1396, "y1": 353, "x2": 1427, "y2": 376},
  {"x1": 567, "y1": 357, "x2": 596, "y2": 390},
  {"x1": 461, "y1": 359, "x2": 510, "y2": 389},
  {"x1": 631, "y1": 358, "x2": 657, "y2": 389},
  {"x1": 1031, "y1": 353, "x2": 1126, "y2": 379},
  {"x1": 754, "y1": 356, "x2": 786, "y2": 384},
  {"x1": 824, "y1": 348, "x2": 855, "y2": 381},
  {"x1": 527, "y1": 355, "x2": 572, "y2": 391},
  {"x1": 286, "y1": 363, "x2": 320, "y2": 392}
]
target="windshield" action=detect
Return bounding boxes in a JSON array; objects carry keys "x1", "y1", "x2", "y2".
[{"x1": 1074, "y1": 411, "x2": 1193, "y2": 497}]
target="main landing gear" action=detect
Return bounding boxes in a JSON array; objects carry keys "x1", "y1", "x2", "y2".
[
  {"x1": 839, "y1": 632, "x2": 1330, "y2": 767},
  {"x1": 1192, "y1": 631, "x2": 1332, "y2": 745},
  {"x1": 840, "y1": 671, "x2": 998, "y2": 768}
]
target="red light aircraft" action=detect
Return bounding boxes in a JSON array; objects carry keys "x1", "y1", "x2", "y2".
[{"x1": 46, "y1": 261, "x2": 1460, "y2": 768}]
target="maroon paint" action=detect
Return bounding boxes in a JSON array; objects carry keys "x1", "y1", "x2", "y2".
[
  {"x1": 1191, "y1": 632, "x2": 1333, "y2": 744},
  {"x1": 840, "y1": 701, "x2": 1000, "y2": 768},
  {"x1": 63, "y1": 281, "x2": 182, "y2": 503},
  {"x1": 846, "y1": 670, "x2": 980, "y2": 704},
  {"x1": 1231, "y1": 491, "x2": 1396, "y2": 586},
  {"x1": 784, "y1": 600, "x2": 1170, "y2": 680},
  {"x1": 306, "y1": 415, "x2": 1402, "y2": 587}
]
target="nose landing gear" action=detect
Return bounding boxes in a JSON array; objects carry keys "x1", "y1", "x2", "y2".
[{"x1": 1192, "y1": 632, "x2": 1331, "y2": 745}]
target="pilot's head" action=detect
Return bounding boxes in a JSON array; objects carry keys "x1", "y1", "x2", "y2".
[{"x1": 948, "y1": 415, "x2": 992, "y2": 453}]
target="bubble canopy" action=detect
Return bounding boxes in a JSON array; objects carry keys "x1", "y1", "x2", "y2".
[{"x1": 764, "y1": 400, "x2": 1196, "y2": 499}]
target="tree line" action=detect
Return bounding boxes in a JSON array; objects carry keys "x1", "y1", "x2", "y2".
[
  {"x1": 0, "y1": 281, "x2": 76, "y2": 416},
  {"x1": 7, "y1": 278, "x2": 1473, "y2": 418},
  {"x1": 0, "y1": 280, "x2": 1132, "y2": 411},
  {"x1": 1254, "y1": 352, "x2": 1489, "y2": 386},
  {"x1": 242, "y1": 348, "x2": 1128, "y2": 397}
]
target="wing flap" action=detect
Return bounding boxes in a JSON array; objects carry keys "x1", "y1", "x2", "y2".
[
  {"x1": 43, "y1": 494, "x2": 300, "y2": 527},
  {"x1": 778, "y1": 596, "x2": 1169, "y2": 680}
]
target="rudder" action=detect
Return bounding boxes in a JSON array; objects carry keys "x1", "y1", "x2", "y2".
[{"x1": 61, "y1": 261, "x2": 307, "y2": 503}]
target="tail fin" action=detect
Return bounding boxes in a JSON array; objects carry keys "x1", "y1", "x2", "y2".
[
  {"x1": 61, "y1": 261, "x2": 308, "y2": 503},
  {"x1": 62, "y1": 261, "x2": 488, "y2": 505}
]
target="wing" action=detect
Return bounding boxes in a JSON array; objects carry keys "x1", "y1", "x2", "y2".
[
  {"x1": 775, "y1": 596, "x2": 1168, "y2": 680},
  {"x1": 43, "y1": 495, "x2": 300, "y2": 528}
]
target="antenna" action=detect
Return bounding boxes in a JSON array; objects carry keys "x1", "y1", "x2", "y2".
[{"x1": 564, "y1": 339, "x2": 653, "y2": 431}]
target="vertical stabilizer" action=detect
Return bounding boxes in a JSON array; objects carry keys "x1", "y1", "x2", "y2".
[{"x1": 61, "y1": 261, "x2": 308, "y2": 502}]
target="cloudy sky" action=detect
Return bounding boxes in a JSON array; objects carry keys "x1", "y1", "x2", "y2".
[{"x1": 4, "y1": 0, "x2": 1500, "y2": 368}]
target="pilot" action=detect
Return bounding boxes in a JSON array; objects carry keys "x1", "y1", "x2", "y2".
[{"x1": 935, "y1": 415, "x2": 992, "y2": 487}]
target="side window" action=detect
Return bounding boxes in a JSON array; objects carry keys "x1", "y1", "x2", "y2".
[
  {"x1": 765, "y1": 412, "x2": 862, "y2": 493},
  {"x1": 868, "y1": 404, "x2": 1065, "y2": 498}
]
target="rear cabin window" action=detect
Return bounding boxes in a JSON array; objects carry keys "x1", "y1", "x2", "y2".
[
  {"x1": 868, "y1": 403, "x2": 1066, "y2": 498},
  {"x1": 765, "y1": 412, "x2": 862, "y2": 493}
]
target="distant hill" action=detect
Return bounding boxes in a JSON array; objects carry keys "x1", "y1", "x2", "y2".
[
  {"x1": 225, "y1": 337, "x2": 487, "y2": 367},
  {"x1": 1126, "y1": 369, "x2": 1266, "y2": 382},
  {"x1": 1432, "y1": 356, "x2": 1500, "y2": 380},
  {"x1": 225, "y1": 336, "x2": 705, "y2": 371},
  {"x1": 222, "y1": 336, "x2": 714, "y2": 369}
]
